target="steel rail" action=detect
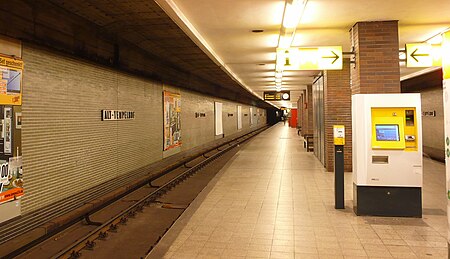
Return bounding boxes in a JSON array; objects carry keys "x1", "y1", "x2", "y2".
[{"x1": 52, "y1": 127, "x2": 266, "y2": 259}]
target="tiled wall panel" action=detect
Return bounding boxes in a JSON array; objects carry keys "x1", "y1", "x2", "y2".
[{"x1": 20, "y1": 46, "x2": 266, "y2": 213}]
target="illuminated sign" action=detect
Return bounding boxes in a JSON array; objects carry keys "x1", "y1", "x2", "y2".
[
  {"x1": 263, "y1": 91, "x2": 290, "y2": 101},
  {"x1": 277, "y1": 46, "x2": 342, "y2": 70},
  {"x1": 406, "y1": 43, "x2": 442, "y2": 68}
]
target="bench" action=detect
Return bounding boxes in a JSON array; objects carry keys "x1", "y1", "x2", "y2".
[{"x1": 303, "y1": 134, "x2": 314, "y2": 152}]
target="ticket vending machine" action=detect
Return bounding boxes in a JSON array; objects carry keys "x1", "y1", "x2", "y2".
[{"x1": 352, "y1": 93, "x2": 422, "y2": 217}]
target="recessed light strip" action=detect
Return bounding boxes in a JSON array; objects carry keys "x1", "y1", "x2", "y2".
[
  {"x1": 154, "y1": 0, "x2": 276, "y2": 107},
  {"x1": 275, "y1": 0, "x2": 308, "y2": 92}
]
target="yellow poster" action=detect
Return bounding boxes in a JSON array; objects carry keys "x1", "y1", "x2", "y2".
[{"x1": 0, "y1": 55, "x2": 23, "y2": 105}]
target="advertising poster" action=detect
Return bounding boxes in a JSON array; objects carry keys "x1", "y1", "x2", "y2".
[
  {"x1": 0, "y1": 55, "x2": 23, "y2": 105},
  {"x1": 214, "y1": 102, "x2": 223, "y2": 136},
  {"x1": 4, "y1": 107, "x2": 12, "y2": 154},
  {"x1": 0, "y1": 156, "x2": 23, "y2": 204},
  {"x1": 237, "y1": 105, "x2": 242, "y2": 130},
  {"x1": 163, "y1": 91, "x2": 181, "y2": 151},
  {"x1": 0, "y1": 54, "x2": 23, "y2": 223}
]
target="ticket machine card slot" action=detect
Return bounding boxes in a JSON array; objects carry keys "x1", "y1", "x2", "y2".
[
  {"x1": 405, "y1": 135, "x2": 415, "y2": 141},
  {"x1": 372, "y1": 155, "x2": 389, "y2": 164}
]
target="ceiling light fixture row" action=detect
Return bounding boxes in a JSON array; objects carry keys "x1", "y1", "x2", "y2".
[{"x1": 274, "y1": 0, "x2": 308, "y2": 92}]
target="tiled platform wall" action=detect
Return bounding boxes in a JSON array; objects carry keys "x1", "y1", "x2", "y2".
[{"x1": 21, "y1": 45, "x2": 266, "y2": 214}]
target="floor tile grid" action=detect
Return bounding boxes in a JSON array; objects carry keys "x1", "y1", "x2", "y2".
[{"x1": 147, "y1": 124, "x2": 447, "y2": 259}]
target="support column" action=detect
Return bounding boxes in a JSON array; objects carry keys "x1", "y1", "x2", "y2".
[
  {"x1": 441, "y1": 31, "x2": 450, "y2": 257},
  {"x1": 350, "y1": 21, "x2": 401, "y2": 94},
  {"x1": 324, "y1": 61, "x2": 352, "y2": 172},
  {"x1": 300, "y1": 86, "x2": 313, "y2": 136},
  {"x1": 306, "y1": 84, "x2": 313, "y2": 134}
]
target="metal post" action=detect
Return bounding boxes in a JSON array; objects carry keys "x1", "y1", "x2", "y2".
[
  {"x1": 334, "y1": 145, "x2": 345, "y2": 209},
  {"x1": 333, "y1": 125, "x2": 345, "y2": 209}
]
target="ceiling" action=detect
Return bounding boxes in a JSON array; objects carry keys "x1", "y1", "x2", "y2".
[
  {"x1": 155, "y1": 0, "x2": 450, "y2": 108},
  {"x1": 1, "y1": 0, "x2": 274, "y2": 108}
]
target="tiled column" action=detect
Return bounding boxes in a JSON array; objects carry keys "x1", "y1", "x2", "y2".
[
  {"x1": 300, "y1": 90, "x2": 307, "y2": 134},
  {"x1": 306, "y1": 84, "x2": 313, "y2": 134},
  {"x1": 324, "y1": 61, "x2": 352, "y2": 172},
  {"x1": 350, "y1": 21, "x2": 401, "y2": 94},
  {"x1": 441, "y1": 31, "x2": 450, "y2": 257},
  {"x1": 300, "y1": 87, "x2": 313, "y2": 136},
  {"x1": 297, "y1": 95, "x2": 302, "y2": 131}
]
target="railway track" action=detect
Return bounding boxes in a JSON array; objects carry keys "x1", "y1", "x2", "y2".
[{"x1": 10, "y1": 127, "x2": 267, "y2": 259}]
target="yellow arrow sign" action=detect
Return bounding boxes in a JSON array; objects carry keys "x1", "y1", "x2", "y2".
[
  {"x1": 406, "y1": 43, "x2": 442, "y2": 67},
  {"x1": 277, "y1": 46, "x2": 343, "y2": 70}
]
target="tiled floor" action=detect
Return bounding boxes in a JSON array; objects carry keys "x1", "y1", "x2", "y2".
[{"x1": 147, "y1": 124, "x2": 448, "y2": 259}]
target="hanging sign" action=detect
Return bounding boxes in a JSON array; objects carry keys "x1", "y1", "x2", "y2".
[
  {"x1": 277, "y1": 46, "x2": 343, "y2": 70},
  {"x1": 264, "y1": 91, "x2": 290, "y2": 101},
  {"x1": 406, "y1": 43, "x2": 442, "y2": 68}
]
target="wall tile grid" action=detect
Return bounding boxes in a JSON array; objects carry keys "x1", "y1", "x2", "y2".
[
  {"x1": 242, "y1": 106, "x2": 251, "y2": 129},
  {"x1": 223, "y1": 101, "x2": 237, "y2": 136},
  {"x1": 411, "y1": 87, "x2": 444, "y2": 159},
  {"x1": 21, "y1": 45, "x2": 266, "y2": 213}
]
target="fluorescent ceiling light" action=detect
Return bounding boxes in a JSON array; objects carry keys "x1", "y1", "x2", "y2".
[
  {"x1": 282, "y1": 0, "x2": 306, "y2": 29},
  {"x1": 279, "y1": 33, "x2": 293, "y2": 48}
]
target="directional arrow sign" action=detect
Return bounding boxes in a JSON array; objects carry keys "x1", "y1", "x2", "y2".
[
  {"x1": 406, "y1": 43, "x2": 436, "y2": 67},
  {"x1": 316, "y1": 46, "x2": 342, "y2": 70},
  {"x1": 277, "y1": 46, "x2": 342, "y2": 70}
]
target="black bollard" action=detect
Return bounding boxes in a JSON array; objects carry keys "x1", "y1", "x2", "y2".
[{"x1": 334, "y1": 144, "x2": 344, "y2": 209}]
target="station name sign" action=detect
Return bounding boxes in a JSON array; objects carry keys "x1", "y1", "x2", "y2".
[
  {"x1": 264, "y1": 91, "x2": 290, "y2": 101},
  {"x1": 102, "y1": 110, "x2": 135, "y2": 121}
]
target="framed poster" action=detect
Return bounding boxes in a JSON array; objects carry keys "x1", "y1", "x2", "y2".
[
  {"x1": 0, "y1": 55, "x2": 23, "y2": 105},
  {"x1": 0, "y1": 156, "x2": 23, "y2": 203},
  {"x1": 237, "y1": 105, "x2": 242, "y2": 130},
  {"x1": 15, "y1": 112, "x2": 21, "y2": 129},
  {"x1": 0, "y1": 51, "x2": 23, "y2": 224},
  {"x1": 3, "y1": 107, "x2": 11, "y2": 154},
  {"x1": 215, "y1": 102, "x2": 223, "y2": 135},
  {"x1": 163, "y1": 91, "x2": 181, "y2": 151}
]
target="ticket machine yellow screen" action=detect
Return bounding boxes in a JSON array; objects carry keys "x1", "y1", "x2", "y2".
[{"x1": 371, "y1": 108, "x2": 417, "y2": 151}]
